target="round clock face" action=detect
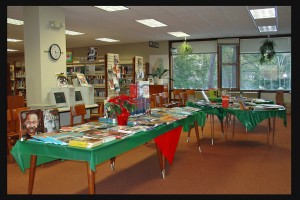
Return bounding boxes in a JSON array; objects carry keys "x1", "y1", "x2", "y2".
[{"x1": 49, "y1": 44, "x2": 61, "y2": 60}]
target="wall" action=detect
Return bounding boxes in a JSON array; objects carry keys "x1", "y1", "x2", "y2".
[{"x1": 70, "y1": 41, "x2": 169, "y2": 64}]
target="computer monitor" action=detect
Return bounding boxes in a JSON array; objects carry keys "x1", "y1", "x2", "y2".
[
  {"x1": 53, "y1": 91, "x2": 68, "y2": 108},
  {"x1": 48, "y1": 87, "x2": 76, "y2": 108},
  {"x1": 75, "y1": 90, "x2": 84, "y2": 105},
  {"x1": 76, "y1": 86, "x2": 94, "y2": 105}
]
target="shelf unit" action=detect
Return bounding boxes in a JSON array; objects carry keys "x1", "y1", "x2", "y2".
[
  {"x1": 14, "y1": 61, "x2": 26, "y2": 100},
  {"x1": 66, "y1": 56, "x2": 106, "y2": 103},
  {"x1": 118, "y1": 63, "x2": 134, "y2": 94}
]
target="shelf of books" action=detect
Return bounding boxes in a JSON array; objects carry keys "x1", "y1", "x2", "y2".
[
  {"x1": 14, "y1": 61, "x2": 26, "y2": 100},
  {"x1": 66, "y1": 56, "x2": 106, "y2": 103}
]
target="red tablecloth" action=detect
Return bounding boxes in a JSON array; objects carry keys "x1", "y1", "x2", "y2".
[{"x1": 154, "y1": 126, "x2": 182, "y2": 165}]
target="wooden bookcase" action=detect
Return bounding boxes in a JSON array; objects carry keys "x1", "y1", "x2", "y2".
[{"x1": 14, "y1": 61, "x2": 26, "y2": 100}]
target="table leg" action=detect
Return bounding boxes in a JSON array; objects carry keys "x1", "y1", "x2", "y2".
[
  {"x1": 267, "y1": 118, "x2": 270, "y2": 146},
  {"x1": 232, "y1": 115, "x2": 235, "y2": 137},
  {"x1": 272, "y1": 117, "x2": 276, "y2": 144},
  {"x1": 187, "y1": 124, "x2": 192, "y2": 142},
  {"x1": 224, "y1": 114, "x2": 228, "y2": 147},
  {"x1": 155, "y1": 143, "x2": 165, "y2": 179},
  {"x1": 28, "y1": 155, "x2": 37, "y2": 194},
  {"x1": 211, "y1": 115, "x2": 214, "y2": 146},
  {"x1": 194, "y1": 121, "x2": 201, "y2": 153},
  {"x1": 110, "y1": 157, "x2": 116, "y2": 171},
  {"x1": 86, "y1": 162, "x2": 95, "y2": 194}
]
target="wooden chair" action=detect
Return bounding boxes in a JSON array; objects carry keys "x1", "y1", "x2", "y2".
[
  {"x1": 149, "y1": 94, "x2": 157, "y2": 108},
  {"x1": 186, "y1": 89, "x2": 196, "y2": 100},
  {"x1": 155, "y1": 94, "x2": 164, "y2": 107},
  {"x1": 172, "y1": 89, "x2": 183, "y2": 106},
  {"x1": 7, "y1": 109, "x2": 20, "y2": 163},
  {"x1": 70, "y1": 104, "x2": 87, "y2": 126},
  {"x1": 89, "y1": 103, "x2": 104, "y2": 122},
  {"x1": 276, "y1": 91, "x2": 285, "y2": 106},
  {"x1": 179, "y1": 92, "x2": 188, "y2": 107}
]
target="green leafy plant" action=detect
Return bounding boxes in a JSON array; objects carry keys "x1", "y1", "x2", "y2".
[
  {"x1": 178, "y1": 40, "x2": 193, "y2": 55},
  {"x1": 104, "y1": 95, "x2": 136, "y2": 115},
  {"x1": 148, "y1": 65, "x2": 174, "y2": 81},
  {"x1": 259, "y1": 39, "x2": 276, "y2": 64}
]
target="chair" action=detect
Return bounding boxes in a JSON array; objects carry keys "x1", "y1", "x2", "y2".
[
  {"x1": 149, "y1": 94, "x2": 157, "y2": 108},
  {"x1": 70, "y1": 104, "x2": 87, "y2": 126},
  {"x1": 155, "y1": 94, "x2": 164, "y2": 107},
  {"x1": 7, "y1": 109, "x2": 20, "y2": 163},
  {"x1": 186, "y1": 89, "x2": 196, "y2": 100},
  {"x1": 89, "y1": 103, "x2": 104, "y2": 122},
  {"x1": 276, "y1": 91, "x2": 285, "y2": 106},
  {"x1": 172, "y1": 89, "x2": 183, "y2": 106},
  {"x1": 179, "y1": 92, "x2": 188, "y2": 107}
]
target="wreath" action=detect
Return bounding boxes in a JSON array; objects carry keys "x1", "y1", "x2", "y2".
[{"x1": 259, "y1": 39, "x2": 276, "y2": 64}]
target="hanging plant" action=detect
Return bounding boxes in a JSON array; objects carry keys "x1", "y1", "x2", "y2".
[
  {"x1": 178, "y1": 40, "x2": 192, "y2": 55},
  {"x1": 259, "y1": 39, "x2": 276, "y2": 64}
]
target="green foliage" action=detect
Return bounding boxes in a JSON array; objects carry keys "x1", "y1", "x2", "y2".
[
  {"x1": 178, "y1": 41, "x2": 193, "y2": 55},
  {"x1": 148, "y1": 64, "x2": 174, "y2": 81},
  {"x1": 259, "y1": 39, "x2": 276, "y2": 64}
]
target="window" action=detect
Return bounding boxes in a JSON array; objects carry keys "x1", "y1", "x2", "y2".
[
  {"x1": 172, "y1": 53, "x2": 217, "y2": 89},
  {"x1": 240, "y1": 53, "x2": 291, "y2": 90},
  {"x1": 219, "y1": 45, "x2": 239, "y2": 89}
]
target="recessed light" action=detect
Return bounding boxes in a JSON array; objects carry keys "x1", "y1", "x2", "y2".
[
  {"x1": 250, "y1": 8, "x2": 276, "y2": 19},
  {"x1": 94, "y1": 6, "x2": 129, "y2": 12},
  {"x1": 65, "y1": 30, "x2": 85, "y2": 35},
  {"x1": 95, "y1": 38, "x2": 120, "y2": 42},
  {"x1": 7, "y1": 38, "x2": 23, "y2": 42},
  {"x1": 168, "y1": 32, "x2": 190, "y2": 37},
  {"x1": 7, "y1": 49, "x2": 18, "y2": 52},
  {"x1": 7, "y1": 18, "x2": 24, "y2": 25},
  {"x1": 258, "y1": 25, "x2": 277, "y2": 32},
  {"x1": 135, "y1": 19, "x2": 167, "y2": 28}
]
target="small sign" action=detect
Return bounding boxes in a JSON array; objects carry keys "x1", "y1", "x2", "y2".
[{"x1": 149, "y1": 41, "x2": 159, "y2": 48}]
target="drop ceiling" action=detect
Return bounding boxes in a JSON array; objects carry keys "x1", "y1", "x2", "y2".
[{"x1": 7, "y1": 6, "x2": 291, "y2": 54}]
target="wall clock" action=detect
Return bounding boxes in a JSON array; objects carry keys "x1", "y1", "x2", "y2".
[{"x1": 49, "y1": 44, "x2": 61, "y2": 60}]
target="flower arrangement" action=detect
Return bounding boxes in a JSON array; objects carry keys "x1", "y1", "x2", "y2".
[{"x1": 105, "y1": 94, "x2": 136, "y2": 115}]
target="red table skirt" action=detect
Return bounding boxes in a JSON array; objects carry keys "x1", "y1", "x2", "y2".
[{"x1": 154, "y1": 126, "x2": 182, "y2": 165}]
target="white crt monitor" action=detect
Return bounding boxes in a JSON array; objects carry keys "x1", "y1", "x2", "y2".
[
  {"x1": 74, "y1": 88, "x2": 84, "y2": 105},
  {"x1": 76, "y1": 85, "x2": 94, "y2": 105},
  {"x1": 48, "y1": 87, "x2": 75, "y2": 108}
]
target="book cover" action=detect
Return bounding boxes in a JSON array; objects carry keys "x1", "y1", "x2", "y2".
[
  {"x1": 76, "y1": 73, "x2": 89, "y2": 86},
  {"x1": 19, "y1": 109, "x2": 44, "y2": 141},
  {"x1": 129, "y1": 83, "x2": 137, "y2": 98},
  {"x1": 68, "y1": 137, "x2": 104, "y2": 148},
  {"x1": 33, "y1": 132, "x2": 84, "y2": 145},
  {"x1": 43, "y1": 108, "x2": 60, "y2": 133},
  {"x1": 137, "y1": 80, "x2": 149, "y2": 98}
]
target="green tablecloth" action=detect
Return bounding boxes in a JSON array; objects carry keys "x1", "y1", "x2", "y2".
[
  {"x1": 187, "y1": 102, "x2": 287, "y2": 132},
  {"x1": 225, "y1": 108, "x2": 286, "y2": 132},
  {"x1": 11, "y1": 110, "x2": 206, "y2": 173}
]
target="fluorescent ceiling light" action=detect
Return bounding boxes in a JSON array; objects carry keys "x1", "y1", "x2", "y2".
[
  {"x1": 135, "y1": 19, "x2": 167, "y2": 28},
  {"x1": 258, "y1": 25, "x2": 277, "y2": 32},
  {"x1": 95, "y1": 38, "x2": 120, "y2": 42},
  {"x1": 168, "y1": 32, "x2": 190, "y2": 37},
  {"x1": 7, "y1": 38, "x2": 23, "y2": 42},
  {"x1": 7, "y1": 49, "x2": 18, "y2": 52},
  {"x1": 250, "y1": 8, "x2": 276, "y2": 19},
  {"x1": 65, "y1": 30, "x2": 85, "y2": 35},
  {"x1": 94, "y1": 6, "x2": 129, "y2": 12},
  {"x1": 7, "y1": 18, "x2": 24, "y2": 25}
]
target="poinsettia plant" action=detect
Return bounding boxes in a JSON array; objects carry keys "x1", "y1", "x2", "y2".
[{"x1": 104, "y1": 94, "x2": 136, "y2": 115}]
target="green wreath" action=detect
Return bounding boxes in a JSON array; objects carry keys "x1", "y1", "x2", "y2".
[{"x1": 259, "y1": 39, "x2": 276, "y2": 64}]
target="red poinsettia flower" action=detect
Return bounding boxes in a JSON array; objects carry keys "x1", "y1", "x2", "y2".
[{"x1": 105, "y1": 95, "x2": 136, "y2": 115}]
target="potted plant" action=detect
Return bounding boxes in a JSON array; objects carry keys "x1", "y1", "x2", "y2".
[
  {"x1": 104, "y1": 94, "x2": 136, "y2": 125},
  {"x1": 178, "y1": 40, "x2": 192, "y2": 55},
  {"x1": 259, "y1": 39, "x2": 276, "y2": 64},
  {"x1": 148, "y1": 65, "x2": 174, "y2": 85}
]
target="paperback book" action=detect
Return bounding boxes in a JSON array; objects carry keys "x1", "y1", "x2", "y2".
[
  {"x1": 43, "y1": 108, "x2": 60, "y2": 133},
  {"x1": 68, "y1": 137, "x2": 104, "y2": 148}
]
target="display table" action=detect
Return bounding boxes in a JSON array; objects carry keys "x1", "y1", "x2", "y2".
[
  {"x1": 11, "y1": 110, "x2": 206, "y2": 194},
  {"x1": 187, "y1": 102, "x2": 287, "y2": 146}
]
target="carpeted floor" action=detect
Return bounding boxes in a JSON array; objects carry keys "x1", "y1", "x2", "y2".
[{"x1": 6, "y1": 114, "x2": 291, "y2": 195}]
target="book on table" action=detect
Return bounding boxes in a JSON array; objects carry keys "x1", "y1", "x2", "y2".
[
  {"x1": 19, "y1": 109, "x2": 44, "y2": 141},
  {"x1": 42, "y1": 108, "x2": 60, "y2": 133},
  {"x1": 68, "y1": 137, "x2": 104, "y2": 148},
  {"x1": 32, "y1": 132, "x2": 84, "y2": 145}
]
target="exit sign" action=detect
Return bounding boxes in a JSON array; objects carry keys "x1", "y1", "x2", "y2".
[{"x1": 149, "y1": 41, "x2": 159, "y2": 48}]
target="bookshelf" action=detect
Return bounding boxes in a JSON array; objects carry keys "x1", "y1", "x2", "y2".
[
  {"x1": 66, "y1": 56, "x2": 106, "y2": 103},
  {"x1": 14, "y1": 61, "x2": 26, "y2": 100}
]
